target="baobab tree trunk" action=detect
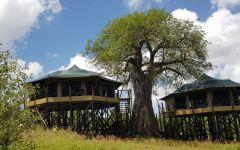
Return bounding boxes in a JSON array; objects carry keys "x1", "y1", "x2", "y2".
[{"x1": 131, "y1": 79, "x2": 158, "y2": 136}]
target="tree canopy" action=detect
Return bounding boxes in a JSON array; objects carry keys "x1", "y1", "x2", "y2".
[
  {"x1": 0, "y1": 51, "x2": 36, "y2": 149},
  {"x1": 86, "y1": 9, "x2": 212, "y2": 84},
  {"x1": 85, "y1": 9, "x2": 212, "y2": 135}
]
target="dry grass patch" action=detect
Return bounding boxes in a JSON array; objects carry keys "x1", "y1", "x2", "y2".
[{"x1": 30, "y1": 127, "x2": 240, "y2": 150}]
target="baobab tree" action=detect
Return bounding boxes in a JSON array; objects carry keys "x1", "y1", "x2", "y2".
[{"x1": 85, "y1": 9, "x2": 212, "y2": 135}]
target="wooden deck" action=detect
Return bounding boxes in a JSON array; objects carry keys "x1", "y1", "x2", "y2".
[
  {"x1": 173, "y1": 105, "x2": 240, "y2": 116},
  {"x1": 27, "y1": 95, "x2": 119, "y2": 107}
]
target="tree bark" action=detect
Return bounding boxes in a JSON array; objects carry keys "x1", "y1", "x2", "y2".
[{"x1": 131, "y1": 79, "x2": 158, "y2": 136}]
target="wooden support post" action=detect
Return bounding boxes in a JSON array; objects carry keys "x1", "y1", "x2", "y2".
[
  {"x1": 157, "y1": 101, "x2": 162, "y2": 133},
  {"x1": 115, "y1": 105, "x2": 120, "y2": 135},
  {"x1": 202, "y1": 116, "x2": 207, "y2": 140},
  {"x1": 186, "y1": 95, "x2": 190, "y2": 109},
  {"x1": 45, "y1": 78, "x2": 49, "y2": 128},
  {"x1": 100, "y1": 109, "x2": 104, "y2": 134},
  {"x1": 63, "y1": 106, "x2": 67, "y2": 129},
  {"x1": 167, "y1": 104, "x2": 172, "y2": 138},
  {"x1": 57, "y1": 81, "x2": 62, "y2": 97},
  {"x1": 68, "y1": 85, "x2": 73, "y2": 130},
  {"x1": 70, "y1": 106, "x2": 74, "y2": 130},
  {"x1": 91, "y1": 101, "x2": 95, "y2": 137},
  {"x1": 229, "y1": 89, "x2": 235, "y2": 111},
  {"x1": 76, "y1": 106, "x2": 80, "y2": 133},
  {"x1": 184, "y1": 116, "x2": 187, "y2": 139},
  {"x1": 208, "y1": 90, "x2": 217, "y2": 141},
  {"x1": 207, "y1": 91, "x2": 213, "y2": 108},
  {"x1": 56, "y1": 104, "x2": 61, "y2": 128},
  {"x1": 229, "y1": 88, "x2": 240, "y2": 141},
  {"x1": 161, "y1": 103, "x2": 166, "y2": 138},
  {"x1": 189, "y1": 99, "x2": 196, "y2": 140}
]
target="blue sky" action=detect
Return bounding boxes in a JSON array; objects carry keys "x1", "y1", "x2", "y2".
[
  {"x1": 8, "y1": 0, "x2": 213, "y2": 72},
  {"x1": 1, "y1": 0, "x2": 240, "y2": 110},
  {"x1": 1, "y1": 0, "x2": 240, "y2": 83}
]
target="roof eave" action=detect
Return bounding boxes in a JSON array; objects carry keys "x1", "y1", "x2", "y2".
[{"x1": 159, "y1": 85, "x2": 240, "y2": 101}]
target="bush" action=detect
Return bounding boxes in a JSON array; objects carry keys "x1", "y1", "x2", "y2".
[{"x1": 0, "y1": 51, "x2": 37, "y2": 149}]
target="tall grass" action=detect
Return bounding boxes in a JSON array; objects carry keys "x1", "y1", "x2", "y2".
[{"x1": 31, "y1": 127, "x2": 240, "y2": 150}]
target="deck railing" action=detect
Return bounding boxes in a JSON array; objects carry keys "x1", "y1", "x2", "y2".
[{"x1": 32, "y1": 87, "x2": 116, "y2": 101}]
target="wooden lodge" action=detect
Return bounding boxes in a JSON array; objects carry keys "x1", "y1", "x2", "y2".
[
  {"x1": 160, "y1": 74, "x2": 240, "y2": 115},
  {"x1": 27, "y1": 65, "x2": 132, "y2": 135},
  {"x1": 27, "y1": 67, "x2": 240, "y2": 141},
  {"x1": 27, "y1": 65, "x2": 122, "y2": 109},
  {"x1": 157, "y1": 74, "x2": 240, "y2": 141}
]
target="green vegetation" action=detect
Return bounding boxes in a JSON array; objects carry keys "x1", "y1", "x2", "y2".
[
  {"x1": 85, "y1": 9, "x2": 212, "y2": 135},
  {"x1": 0, "y1": 51, "x2": 36, "y2": 149},
  {"x1": 31, "y1": 128, "x2": 239, "y2": 150}
]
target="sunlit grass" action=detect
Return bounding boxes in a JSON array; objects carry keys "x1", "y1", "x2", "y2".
[{"x1": 31, "y1": 127, "x2": 240, "y2": 150}]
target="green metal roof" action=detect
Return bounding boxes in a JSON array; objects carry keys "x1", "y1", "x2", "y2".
[
  {"x1": 161, "y1": 74, "x2": 240, "y2": 100},
  {"x1": 28, "y1": 65, "x2": 122, "y2": 85}
]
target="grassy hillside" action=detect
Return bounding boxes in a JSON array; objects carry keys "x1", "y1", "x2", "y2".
[{"x1": 31, "y1": 128, "x2": 240, "y2": 150}]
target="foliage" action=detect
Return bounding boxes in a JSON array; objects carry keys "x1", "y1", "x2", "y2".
[
  {"x1": 86, "y1": 9, "x2": 213, "y2": 135},
  {"x1": 0, "y1": 51, "x2": 36, "y2": 150},
  {"x1": 31, "y1": 127, "x2": 240, "y2": 150},
  {"x1": 85, "y1": 9, "x2": 212, "y2": 87}
]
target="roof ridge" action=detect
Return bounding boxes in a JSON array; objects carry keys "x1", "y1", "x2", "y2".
[
  {"x1": 67, "y1": 65, "x2": 100, "y2": 74},
  {"x1": 198, "y1": 73, "x2": 215, "y2": 82}
]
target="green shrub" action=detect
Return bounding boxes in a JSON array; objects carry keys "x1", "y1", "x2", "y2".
[{"x1": 0, "y1": 51, "x2": 37, "y2": 149}]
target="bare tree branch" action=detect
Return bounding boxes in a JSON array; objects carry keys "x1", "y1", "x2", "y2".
[
  {"x1": 152, "y1": 59, "x2": 184, "y2": 68},
  {"x1": 162, "y1": 67, "x2": 183, "y2": 76}
]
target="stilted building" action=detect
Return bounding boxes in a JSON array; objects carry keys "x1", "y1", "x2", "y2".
[
  {"x1": 161, "y1": 74, "x2": 240, "y2": 115},
  {"x1": 27, "y1": 65, "x2": 132, "y2": 135},
  {"x1": 157, "y1": 74, "x2": 240, "y2": 141}
]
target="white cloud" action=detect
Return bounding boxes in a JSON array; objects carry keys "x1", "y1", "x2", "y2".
[
  {"x1": 123, "y1": 0, "x2": 144, "y2": 10},
  {"x1": 153, "y1": 0, "x2": 163, "y2": 3},
  {"x1": 172, "y1": 8, "x2": 240, "y2": 83},
  {"x1": 0, "y1": 0, "x2": 62, "y2": 48},
  {"x1": 26, "y1": 61, "x2": 44, "y2": 77},
  {"x1": 211, "y1": 0, "x2": 240, "y2": 8},
  {"x1": 202, "y1": 9, "x2": 240, "y2": 82},
  {"x1": 123, "y1": 0, "x2": 164, "y2": 10},
  {"x1": 59, "y1": 53, "x2": 101, "y2": 73},
  {"x1": 17, "y1": 59, "x2": 43, "y2": 77},
  {"x1": 172, "y1": 8, "x2": 198, "y2": 22},
  {"x1": 42, "y1": 0, "x2": 62, "y2": 14},
  {"x1": 46, "y1": 52, "x2": 59, "y2": 58}
]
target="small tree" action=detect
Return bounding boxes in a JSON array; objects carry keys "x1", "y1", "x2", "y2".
[
  {"x1": 0, "y1": 51, "x2": 36, "y2": 149},
  {"x1": 85, "y1": 9, "x2": 212, "y2": 135}
]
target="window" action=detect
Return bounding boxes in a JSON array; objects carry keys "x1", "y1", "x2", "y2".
[
  {"x1": 62, "y1": 81, "x2": 83, "y2": 96},
  {"x1": 35, "y1": 85, "x2": 46, "y2": 99},
  {"x1": 190, "y1": 92, "x2": 208, "y2": 108},
  {"x1": 62, "y1": 81, "x2": 70, "y2": 96},
  {"x1": 213, "y1": 90, "x2": 230, "y2": 106},
  {"x1": 232, "y1": 88, "x2": 240, "y2": 105},
  {"x1": 48, "y1": 84, "x2": 57, "y2": 97},
  {"x1": 102, "y1": 86, "x2": 115, "y2": 97},
  {"x1": 35, "y1": 83, "x2": 46, "y2": 99},
  {"x1": 86, "y1": 81, "x2": 100, "y2": 96},
  {"x1": 175, "y1": 96, "x2": 187, "y2": 109},
  {"x1": 70, "y1": 81, "x2": 83, "y2": 96},
  {"x1": 238, "y1": 96, "x2": 240, "y2": 105}
]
